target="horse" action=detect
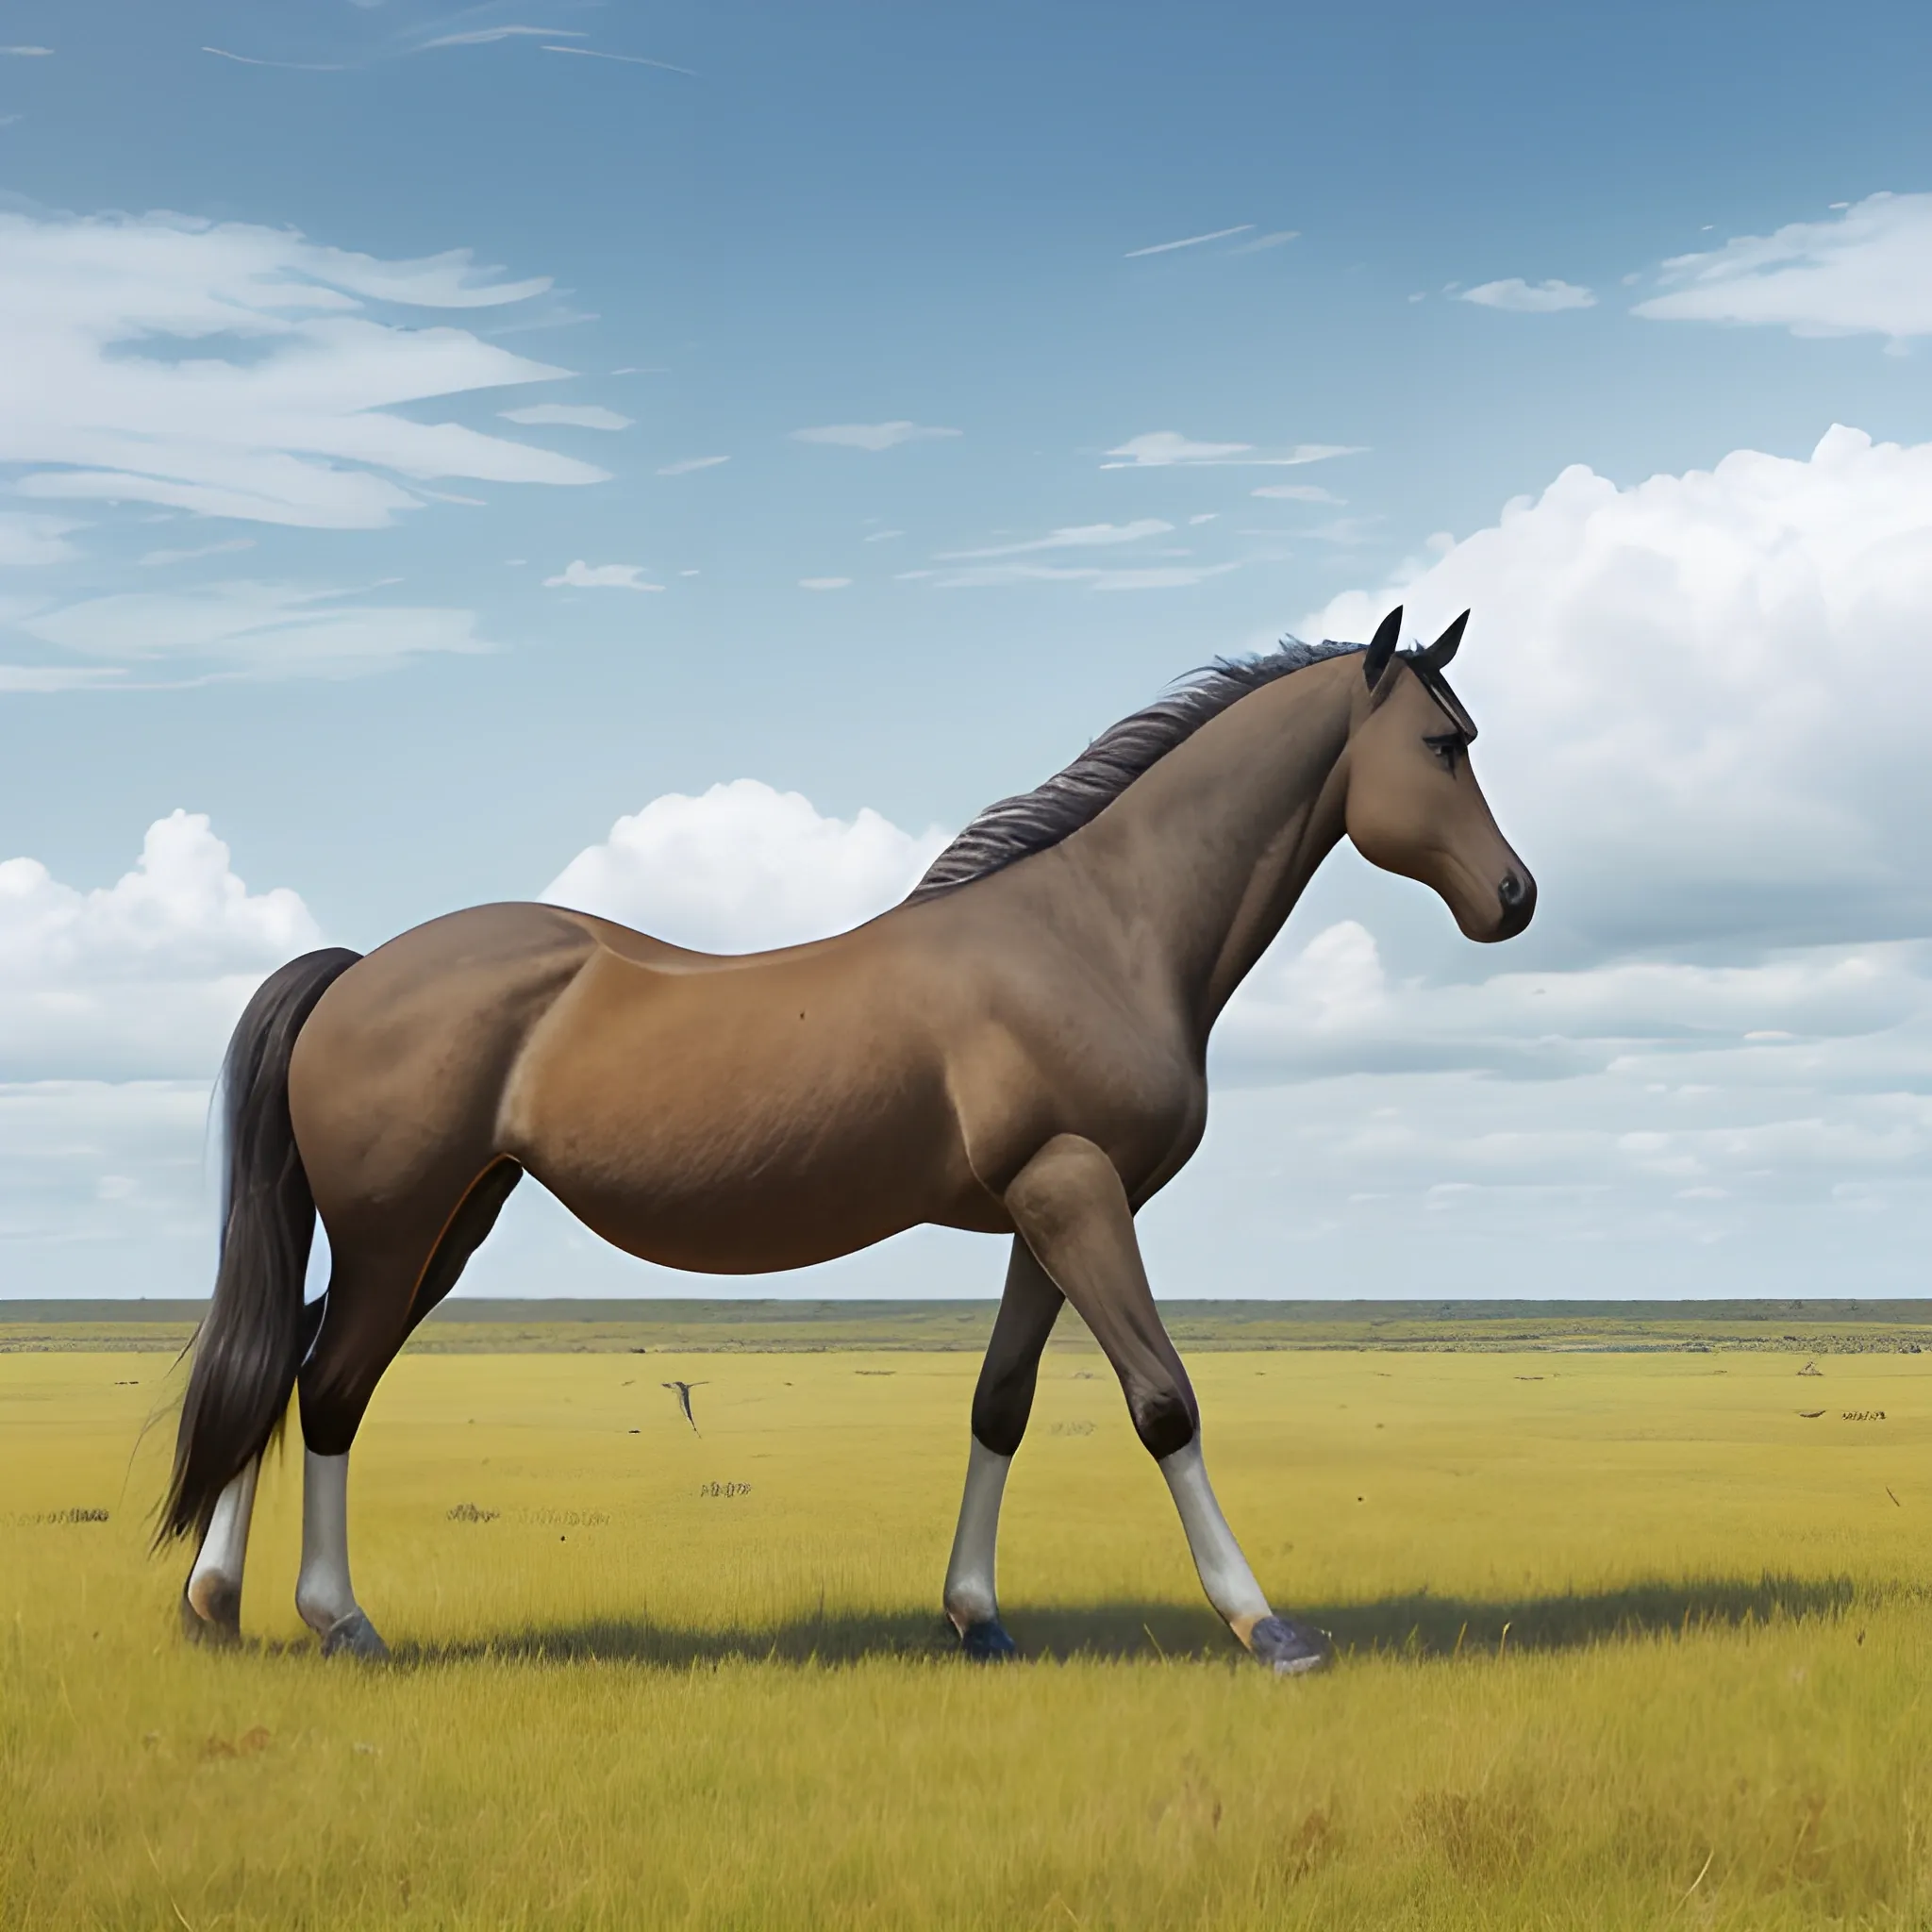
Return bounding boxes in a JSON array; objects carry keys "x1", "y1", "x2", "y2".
[{"x1": 163, "y1": 605, "x2": 1535, "y2": 1673}]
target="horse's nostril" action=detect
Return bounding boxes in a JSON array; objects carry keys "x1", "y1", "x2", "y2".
[{"x1": 1495, "y1": 870, "x2": 1535, "y2": 932}]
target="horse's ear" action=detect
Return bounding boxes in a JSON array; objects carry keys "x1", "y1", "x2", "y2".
[
  {"x1": 1362, "y1": 606, "x2": 1403, "y2": 687},
  {"x1": 1422, "y1": 609, "x2": 1469, "y2": 669}
]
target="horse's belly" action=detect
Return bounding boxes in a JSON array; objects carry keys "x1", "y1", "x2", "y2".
[{"x1": 504, "y1": 1003, "x2": 993, "y2": 1273}]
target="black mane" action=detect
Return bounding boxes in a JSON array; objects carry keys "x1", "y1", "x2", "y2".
[{"x1": 908, "y1": 636, "x2": 1361, "y2": 902}]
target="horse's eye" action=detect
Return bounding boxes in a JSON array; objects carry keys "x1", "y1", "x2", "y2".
[{"x1": 1424, "y1": 731, "x2": 1464, "y2": 773}]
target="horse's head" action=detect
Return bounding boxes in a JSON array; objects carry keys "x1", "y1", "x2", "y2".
[{"x1": 1343, "y1": 606, "x2": 1535, "y2": 942}]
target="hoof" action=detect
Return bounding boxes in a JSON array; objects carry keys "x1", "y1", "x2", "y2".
[
  {"x1": 1248, "y1": 1615, "x2": 1331, "y2": 1676},
  {"x1": 319, "y1": 1608, "x2": 391, "y2": 1662},
  {"x1": 180, "y1": 1580, "x2": 241, "y2": 1649},
  {"x1": 958, "y1": 1618, "x2": 1018, "y2": 1663}
]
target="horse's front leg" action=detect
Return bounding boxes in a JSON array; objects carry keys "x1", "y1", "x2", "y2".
[
  {"x1": 1002, "y1": 1133, "x2": 1330, "y2": 1674},
  {"x1": 944, "y1": 1237, "x2": 1063, "y2": 1657}
]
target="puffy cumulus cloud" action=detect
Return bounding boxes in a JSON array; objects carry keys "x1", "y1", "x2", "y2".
[
  {"x1": 1635, "y1": 192, "x2": 1932, "y2": 342},
  {"x1": 0, "y1": 208, "x2": 608, "y2": 529},
  {"x1": 542, "y1": 779, "x2": 948, "y2": 954},
  {"x1": 1303, "y1": 425, "x2": 1932, "y2": 952},
  {"x1": 18, "y1": 580, "x2": 493, "y2": 678},
  {"x1": 0, "y1": 810, "x2": 319, "y2": 1079}
]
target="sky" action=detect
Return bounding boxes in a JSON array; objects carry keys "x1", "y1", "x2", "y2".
[{"x1": 4, "y1": 0, "x2": 1932, "y2": 1301}]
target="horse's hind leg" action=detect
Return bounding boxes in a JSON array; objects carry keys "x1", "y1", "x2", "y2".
[
  {"x1": 294, "y1": 1160, "x2": 524, "y2": 1659},
  {"x1": 1003, "y1": 1134, "x2": 1330, "y2": 1675},
  {"x1": 182, "y1": 1457, "x2": 260, "y2": 1645},
  {"x1": 944, "y1": 1237, "x2": 1062, "y2": 1657}
]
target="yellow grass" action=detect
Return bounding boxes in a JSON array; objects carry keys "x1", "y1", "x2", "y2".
[{"x1": 2, "y1": 1343, "x2": 1928, "y2": 1928}]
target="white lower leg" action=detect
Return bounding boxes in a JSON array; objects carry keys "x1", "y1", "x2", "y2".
[
  {"x1": 186, "y1": 1459, "x2": 259, "y2": 1625},
  {"x1": 942, "y1": 1439, "x2": 1012, "y2": 1633},
  {"x1": 294, "y1": 1449, "x2": 362, "y2": 1637},
  {"x1": 1158, "y1": 1437, "x2": 1274, "y2": 1643}
]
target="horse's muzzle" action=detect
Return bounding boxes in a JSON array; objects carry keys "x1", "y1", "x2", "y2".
[{"x1": 1495, "y1": 868, "x2": 1536, "y2": 939}]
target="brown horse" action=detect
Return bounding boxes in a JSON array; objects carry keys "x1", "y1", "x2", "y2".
[{"x1": 165, "y1": 606, "x2": 1534, "y2": 1671}]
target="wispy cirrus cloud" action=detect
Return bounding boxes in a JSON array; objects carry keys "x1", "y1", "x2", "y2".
[
  {"x1": 1124, "y1": 224, "x2": 1253, "y2": 258},
  {"x1": 13, "y1": 580, "x2": 495, "y2": 681},
  {"x1": 1102, "y1": 431, "x2": 1362, "y2": 470},
  {"x1": 418, "y1": 27, "x2": 587, "y2": 51},
  {"x1": 1457, "y1": 278, "x2": 1596, "y2": 312},
  {"x1": 1634, "y1": 192, "x2": 1932, "y2": 342},
  {"x1": 1251, "y1": 483, "x2": 1341, "y2": 503},
  {"x1": 541, "y1": 45, "x2": 695, "y2": 75},
  {"x1": 938, "y1": 518, "x2": 1173, "y2": 560},
  {"x1": 137, "y1": 537, "x2": 257, "y2": 569},
  {"x1": 914, "y1": 560, "x2": 1237, "y2": 591},
  {"x1": 658, "y1": 455, "x2": 730, "y2": 475},
  {"x1": 1232, "y1": 229, "x2": 1299, "y2": 254},
  {"x1": 1, "y1": 45, "x2": 54, "y2": 57},
  {"x1": 0, "y1": 512, "x2": 83, "y2": 567},
  {"x1": 500, "y1": 403, "x2": 633, "y2": 430},
  {"x1": 0, "y1": 209, "x2": 608, "y2": 531},
  {"x1": 542, "y1": 559, "x2": 663, "y2": 591},
  {"x1": 792, "y1": 422, "x2": 961, "y2": 452},
  {"x1": 203, "y1": 47, "x2": 350, "y2": 72}
]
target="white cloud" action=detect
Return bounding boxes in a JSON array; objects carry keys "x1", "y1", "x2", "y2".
[
  {"x1": 19, "y1": 581, "x2": 494, "y2": 677},
  {"x1": 137, "y1": 537, "x2": 257, "y2": 568},
  {"x1": 0, "y1": 511, "x2": 82, "y2": 566},
  {"x1": 1102, "y1": 432, "x2": 1362, "y2": 470},
  {"x1": 1124, "y1": 225, "x2": 1253, "y2": 258},
  {"x1": 1301, "y1": 424, "x2": 1932, "y2": 952},
  {"x1": 939, "y1": 518, "x2": 1173, "y2": 559},
  {"x1": 1222, "y1": 920, "x2": 1926, "y2": 1084},
  {"x1": 658, "y1": 455, "x2": 729, "y2": 475},
  {"x1": 499, "y1": 403, "x2": 633, "y2": 430},
  {"x1": 0, "y1": 208, "x2": 608, "y2": 529},
  {"x1": 1633, "y1": 192, "x2": 1932, "y2": 341},
  {"x1": 1231, "y1": 230, "x2": 1299, "y2": 254},
  {"x1": 419, "y1": 27, "x2": 588, "y2": 50},
  {"x1": 1457, "y1": 278, "x2": 1596, "y2": 313},
  {"x1": 541, "y1": 46, "x2": 695, "y2": 74},
  {"x1": 542, "y1": 779, "x2": 947, "y2": 954},
  {"x1": 791, "y1": 422, "x2": 961, "y2": 452},
  {"x1": 799, "y1": 576, "x2": 852, "y2": 591},
  {"x1": 924, "y1": 560, "x2": 1238, "y2": 591},
  {"x1": 542, "y1": 559, "x2": 662, "y2": 591},
  {"x1": 0, "y1": 811, "x2": 318, "y2": 1080},
  {"x1": 0, "y1": 45, "x2": 53, "y2": 56},
  {"x1": 1251, "y1": 484, "x2": 1341, "y2": 503}
]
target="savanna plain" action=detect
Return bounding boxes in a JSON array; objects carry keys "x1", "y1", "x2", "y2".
[{"x1": 3, "y1": 1310, "x2": 1929, "y2": 1930}]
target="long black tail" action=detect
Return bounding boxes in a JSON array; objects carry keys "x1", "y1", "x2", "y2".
[{"x1": 159, "y1": 946, "x2": 363, "y2": 1544}]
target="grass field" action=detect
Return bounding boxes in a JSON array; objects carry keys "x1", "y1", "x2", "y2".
[{"x1": 3, "y1": 1337, "x2": 1929, "y2": 1928}]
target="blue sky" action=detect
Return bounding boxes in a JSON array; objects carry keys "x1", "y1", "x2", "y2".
[{"x1": 5, "y1": 0, "x2": 1932, "y2": 1299}]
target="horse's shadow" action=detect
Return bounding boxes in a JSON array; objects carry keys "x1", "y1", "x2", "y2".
[{"x1": 395, "y1": 1573, "x2": 1860, "y2": 1671}]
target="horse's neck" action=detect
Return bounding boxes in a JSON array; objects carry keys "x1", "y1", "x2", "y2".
[{"x1": 1069, "y1": 657, "x2": 1356, "y2": 1037}]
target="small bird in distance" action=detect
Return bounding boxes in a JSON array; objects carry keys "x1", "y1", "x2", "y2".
[{"x1": 662, "y1": 1380, "x2": 706, "y2": 1433}]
